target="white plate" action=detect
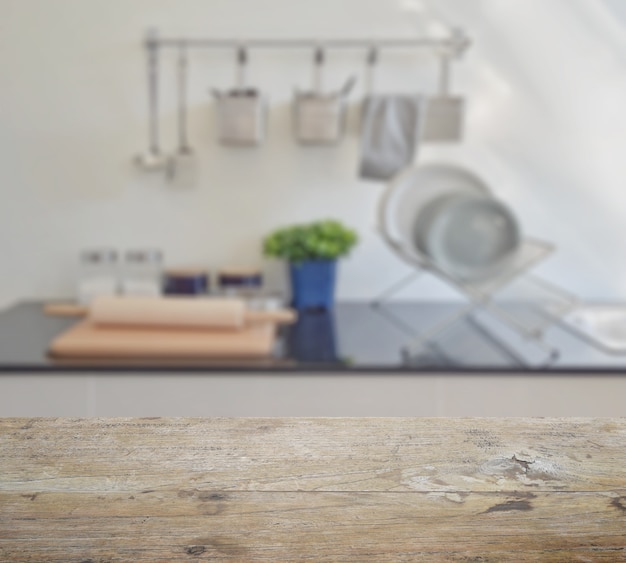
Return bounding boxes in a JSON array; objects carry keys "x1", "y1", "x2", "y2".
[
  {"x1": 378, "y1": 163, "x2": 491, "y2": 265},
  {"x1": 417, "y1": 193, "x2": 521, "y2": 281}
]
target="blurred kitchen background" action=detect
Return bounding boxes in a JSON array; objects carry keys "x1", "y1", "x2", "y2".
[{"x1": 2, "y1": 0, "x2": 626, "y2": 308}]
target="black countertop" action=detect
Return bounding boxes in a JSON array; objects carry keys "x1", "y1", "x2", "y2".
[{"x1": 1, "y1": 301, "x2": 626, "y2": 373}]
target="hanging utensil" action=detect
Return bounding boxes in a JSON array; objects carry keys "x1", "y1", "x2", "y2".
[
  {"x1": 422, "y1": 50, "x2": 465, "y2": 142},
  {"x1": 135, "y1": 29, "x2": 169, "y2": 172},
  {"x1": 176, "y1": 43, "x2": 193, "y2": 156},
  {"x1": 168, "y1": 42, "x2": 197, "y2": 187},
  {"x1": 293, "y1": 46, "x2": 355, "y2": 145},
  {"x1": 212, "y1": 45, "x2": 267, "y2": 146}
]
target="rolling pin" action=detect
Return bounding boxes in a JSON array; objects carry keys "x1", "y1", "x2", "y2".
[{"x1": 44, "y1": 296, "x2": 296, "y2": 329}]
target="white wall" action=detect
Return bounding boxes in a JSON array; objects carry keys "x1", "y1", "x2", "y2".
[{"x1": 2, "y1": 0, "x2": 626, "y2": 308}]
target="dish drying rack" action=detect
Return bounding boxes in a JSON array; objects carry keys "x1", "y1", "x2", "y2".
[{"x1": 372, "y1": 234, "x2": 584, "y2": 369}]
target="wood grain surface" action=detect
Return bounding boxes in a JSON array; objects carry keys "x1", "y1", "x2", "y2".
[{"x1": 0, "y1": 418, "x2": 625, "y2": 561}]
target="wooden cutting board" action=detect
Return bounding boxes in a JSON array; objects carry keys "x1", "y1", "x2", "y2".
[{"x1": 49, "y1": 321, "x2": 276, "y2": 359}]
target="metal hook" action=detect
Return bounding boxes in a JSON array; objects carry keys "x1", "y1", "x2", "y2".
[
  {"x1": 312, "y1": 46, "x2": 325, "y2": 92},
  {"x1": 438, "y1": 52, "x2": 451, "y2": 96},
  {"x1": 237, "y1": 45, "x2": 248, "y2": 66},
  {"x1": 236, "y1": 45, "x2": 248, "y2": 89},
  {"x1": 447, "y1": 27, "x2": 470, "y2": 58},
  {"x1": 367, "y1": 45, "x2": 378, "y2": 66},
  {"x1": 365, "y1": 45, "x2": 378, "y2": 95},
  {"x1": 178, "y1": 41, "x2": 188, "y2": 68},
  {"x1": 314, "y1": 46, "x2": 325, "y2": 66},
  {"x1": 145, "y1": 27, "x2": 159, "y2": 49}
]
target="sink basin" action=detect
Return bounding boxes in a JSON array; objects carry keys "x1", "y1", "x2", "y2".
[{"x1": 564, "y1": 306, "x2": 626, "y2": 353}]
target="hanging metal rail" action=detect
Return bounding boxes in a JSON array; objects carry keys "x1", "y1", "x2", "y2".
[{"x1": 145, "y1": 28, "x2": 471, "y2": 57}]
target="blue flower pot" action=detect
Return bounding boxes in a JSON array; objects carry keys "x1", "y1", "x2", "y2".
[{"x1": 289, "y1": 260, "x2": 337, "y2": 311}]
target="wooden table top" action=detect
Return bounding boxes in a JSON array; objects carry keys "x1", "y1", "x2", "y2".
[{"x1": 1, "y1": 418, "x2": 625, "y2": 561}]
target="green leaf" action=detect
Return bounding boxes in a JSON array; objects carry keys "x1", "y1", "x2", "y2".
[{"x1": 262, "y1": 219, "x2": 359, "y2": 262}]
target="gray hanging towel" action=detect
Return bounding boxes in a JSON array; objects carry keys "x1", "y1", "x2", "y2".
[{"x1": 359, "y1": 95, "x2": 423, "y2": 181}]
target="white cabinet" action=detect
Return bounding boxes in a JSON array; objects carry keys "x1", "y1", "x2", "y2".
[{"x1": 1, "y1": 372, "x2": 624, "y2": 417}]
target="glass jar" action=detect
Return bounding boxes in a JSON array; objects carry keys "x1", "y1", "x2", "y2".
[
  {"x1": 163, "y1": 268, "x2": 209, "y2": 296},
  {"x1": 77, "y1": 248, "x2": 119, "y2": 304},
  {"x1": 217, "y1": 268, "x2": 263, "y2": 302},
  {"x1": 121, "y1": 249, "x2": 163, "y2": 296},
  {"x1": 216, "y1": 269, "x2": 287, "y2": 309}
]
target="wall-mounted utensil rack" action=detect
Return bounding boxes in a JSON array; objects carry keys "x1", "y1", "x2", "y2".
[{"x1": 134, "y1": 28, "x2": 472, "y2": 176}]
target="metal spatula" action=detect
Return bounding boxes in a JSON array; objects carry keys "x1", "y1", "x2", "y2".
[{"x1": 422, "y1": 54, "x2": 465, "y2": 143}]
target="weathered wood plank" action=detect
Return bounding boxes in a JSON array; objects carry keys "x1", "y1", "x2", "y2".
[
  {"x1": 1, "y1": 491, "x2": 625, "y2": 561},
  {"x1": 1, "y1": 418, "x2": 625, "y2": 493},
  {"x1": 0, "y1": 418, "x2": 625, "y2": 561}
]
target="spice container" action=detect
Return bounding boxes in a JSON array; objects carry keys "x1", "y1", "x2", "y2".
[
  {"x1": 218, "y1": 268, "x2": 263, "y2": 300},
  {"x1": 164, "y1": 268, "x2": 209, "y2": 296},
  {"x1": 77, "y1": 248, "x2": 119, "y2": 304},
  {"x1": 121, "y1": 249, "x2": 163, "y2": 296},
  {"x1": 216, "y1": 269, "x2": 285, "y2": 310}
]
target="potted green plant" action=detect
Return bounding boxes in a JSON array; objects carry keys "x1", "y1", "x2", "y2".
[{"x1": 263, "y1": 219, "x2": 358, "y2": 310}]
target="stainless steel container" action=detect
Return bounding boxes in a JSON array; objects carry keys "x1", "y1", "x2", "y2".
[
  {"x1": 213, "y1": 46, "x2": 267, "y2": 146},
  {"x1": 294, "y1": 92, "x2": 348, "y2": 144},
  {"x1": 214, "y1": 90, "x2": 267, "y2": 146},
  {"x1": 293, "y1": 48, "x2": 354, "y2": 145}
]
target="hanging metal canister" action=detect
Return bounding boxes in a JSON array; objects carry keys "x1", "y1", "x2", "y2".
[
  {"x1": 293, "y1": 46, "x2": 355, "y2": 145},
  {"x1": 212, "y1": 46, "x2": 268, "y2": 146}
]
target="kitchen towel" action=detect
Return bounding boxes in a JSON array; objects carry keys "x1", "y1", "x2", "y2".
[{"x1": 359, "y1": 95, "x2": 423, "y2": 181}]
